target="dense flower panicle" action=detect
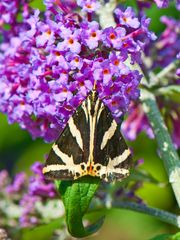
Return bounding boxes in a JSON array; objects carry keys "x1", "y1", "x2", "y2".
[
  {"x1": 0, "y1": 162, "x2": 57, "y2": 228},
  {"x1": 0, "y1": 0, "x2": 31, "y2": 42},
  {"x1": 21, "y1": 162, "x2": 56, "y2": 227},
  {"x1": 154, "y1": 0, "x2": 180, "y2": 9},
  {"x1": 0, "y1": 0, "x2": 27, "y2": 25},
  {"x1": 29, "y1": 162, "x2": 56, "y2": 198},
  {"x1": 122, "y1": 103, "x2": 154, "y2": 141},
  {"x1": 6, "y1": 172, "x2": 27, "y2": 194},
  {"x1": 154, "y1": 0, "x2": 169, "y2": 8},
  {"x1": 136, "y1": 0, "x2": 180, "y2": 10},
  {"x1": 123, "y1": 14, "x2": 180, "y2": 146},
  {"x1": 151, "y1": 16, "x2": 180, "y2": 69},
  {"x1": 20, "y1": 194, "x2": 40, "y2": 227},
  {"x1": 0, "y1": 2, "x2": 155, "y2": 142}
]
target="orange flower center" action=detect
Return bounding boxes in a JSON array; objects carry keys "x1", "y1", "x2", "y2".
[
  {"x1": 114, "y1": 60, "x2": 119, "y2": 66},
  {"x1": 68, "y1": 38, "x2": 74, "y2": 44},
  {"x1": 74, "y1": 57, "x2": 79, "y2": 63},
  {"x1": 55, "y1": 51, "x2": 61, "y2": 56},
  {"x1": 111, "y1": 100, "x2": 117, "y2": 106},
  {"x1": 103, "y1": 69, "x2": 110, "y2": 74},
  {"x1": 91, "y1": 32, "x2": 97, "y2": 38},
  {"x1": 123, "y1": 17, "x2": 127, "y2": 22},
  {"x1": 46, "y1": 29, "x2": 51, "y2": 35},
  {"x1": 110, "y1": 33, "x2": 116, "y2": 40},
  {"x1": 86, "y1": 4, "x2": 92, "y2": 9}
]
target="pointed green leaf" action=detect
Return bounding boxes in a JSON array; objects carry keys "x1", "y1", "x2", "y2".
[
  {"x1": 56, "y1": 176, "x2": 103, "y2": 238},
  {"x1": 149, "y1": 234, "x2": 171, "y2": 240},
  {"x1": 149, "y1": 232, "x2": 180, "y2": 240},
  {"x1": 172, "y1": 232, "x2": 180, "y2": 240}
]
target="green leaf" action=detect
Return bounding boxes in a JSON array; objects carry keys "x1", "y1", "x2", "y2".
[
  {"x1": 21, "y1": 218, "x2": 63, "y2": 240},
  {"x1": 56, "y1": 176, "x2": 103, "y2": 238},
  {"x1": 172, "y1": 232, "x2": 180, "y2": 240},
  {"x1": 149, "y1": 234, "x2": 171, "y2": 240},
  {"x1": 155, "y1": 85, "x2": 180, "y2": 103},
  {"x1": 149, "y1": 232, "x2": 180, "y2": 240},
  {"x1": 29, "y1": 0, "x2": 45, "y2": 11}
]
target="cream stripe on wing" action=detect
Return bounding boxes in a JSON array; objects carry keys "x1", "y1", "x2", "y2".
[
  {"x1": 100, "y1": 119, "x2": 117, "y2": 150},
  {"x1": 42, "y1": 164, "x2": 82, "y2": 174},
  {"x1": 88, "y1": 96, "x2": 101, "y2": 164},
  {"x1": 97, "y1": 165, "x2": 129, "y2": 182},
  {"x1": 52, "y1": 143, "x2": 74, "y2": 165},
  {"x1": 42, "y1": 144, "x2": 82, "y2": 174},
  {"x1": 109, "y1": 149, "x2": 131, "y2": 168},
  {"x1": 82, "y1": 101, "x2": 88, "y2": 122},
  {"x1": 68, "y1": 117, "x2": 83, "y2": 150},
  {"x1": 97, "y1": 102, "x2": 104, "y2": 122}
]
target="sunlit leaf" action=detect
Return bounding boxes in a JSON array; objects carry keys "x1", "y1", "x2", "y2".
[{"x1": 56, "y1": 176, "x2": 104, "y2": 238}]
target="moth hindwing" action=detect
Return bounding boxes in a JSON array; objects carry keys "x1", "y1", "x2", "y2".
[{"x1": 43, "y1": 90, "x2": 132, "y2": 182}]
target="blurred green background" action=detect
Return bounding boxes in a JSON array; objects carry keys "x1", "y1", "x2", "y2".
[{"x1": 0, "y1": 1, "x2": 179, "y2": 239}]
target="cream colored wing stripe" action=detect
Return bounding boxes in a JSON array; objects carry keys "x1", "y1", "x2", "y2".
[
  {"x1": 43, "y1": 143, "x2": 82, "y2": 174},
  {"x1": 100, "y1": 119, "x2": 117, "y2": 150},
  {"x1": 109, "y1": 149, "x2": 131, "y2": 168},
  {"x1": 68, "y1": 117, "x2": 83, "y2": 150}
]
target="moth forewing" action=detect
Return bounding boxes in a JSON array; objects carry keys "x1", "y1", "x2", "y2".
[{"x1": 43, "y1": 90, "x2": 132, "y2": 182}]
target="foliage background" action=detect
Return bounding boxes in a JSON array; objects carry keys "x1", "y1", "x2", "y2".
[{"x1": 0, "y1": 0, "x2": 179, "y2": 239}]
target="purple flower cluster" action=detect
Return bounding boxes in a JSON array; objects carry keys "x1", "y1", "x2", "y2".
[
  {"x1": 154, "y1": 0, "x2": 180, "y2": 9},
  {"x1": 0, "y1": 0, "x2": 29, "y2": 25},
  {"x1": 6, "y1": 172, "x2": 26, "y2": 194},
  {"x1": 152, "y1": 16, "x2": 180, "y2": 69},
  {"x1": 0, "y1": 0, "x2": 31, "y2": 41},
  {"x1": 20, "y1": 162, "x2": 56, "y2": 227},
  {"x1": 136, "y1": 0, "x2": 180, "y2": 11},
  {"x1": 0, "y1": 0, "x2": 155, "y2": 142},
  {"x1": 0, "y1": 162, "x2": 57, "y2": 228},
  {"x1": 122, "y1": 103, "x2": 154, "y2": 141}
]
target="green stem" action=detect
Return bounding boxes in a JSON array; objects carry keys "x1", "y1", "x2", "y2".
[
  {"x1": 148, "y1": 61, "x2": 179, "y2": 87},
  {"x1": 141, "y1": 88, "x2": 180, "y2": 207},
  {"x1": 112, "y1": 201, "x2": 180, "y2": 228}
]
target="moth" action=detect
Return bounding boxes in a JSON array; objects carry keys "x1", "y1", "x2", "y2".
[{"x1": 43, "y1": 90, "x2": 131, "y2": 182}]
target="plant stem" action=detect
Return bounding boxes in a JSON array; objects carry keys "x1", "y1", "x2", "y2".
[
  {"x1": 148, "y1": 61, "x2": 179, "y2": 87},
  {"x1": 141, "y1": 88, "x2": 180, "y2": 207},
  {"x1": 112, "y1": 201, "x2": 180, "y2": 228}
]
